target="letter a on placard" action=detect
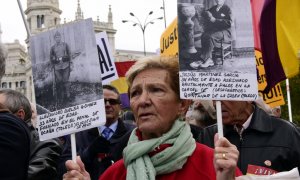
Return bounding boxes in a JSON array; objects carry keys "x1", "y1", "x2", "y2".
[
  {"x1": 97, "y1": 45, "x2": 109, "y2": 73},
  {"x1": 95, "y1": 32, "x2": 118, "y2": 84}
]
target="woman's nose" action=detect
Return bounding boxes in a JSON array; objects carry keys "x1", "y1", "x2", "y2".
[{"x1": 138, "y1": 90, "x2": 151, "y2": 106}]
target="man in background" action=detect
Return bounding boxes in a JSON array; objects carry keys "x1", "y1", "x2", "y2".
[
  {"x1": 0, "y1": 44, "x2": 31, "y2": 179},
  {"x1": 30, "y1": 102, "x2": 38, "y2": 128},
  {"x1": 271, "y1": 106, "x2": 281, "y2": 118},
  {"x1": 186, "y1": 100, "x2": 216, "y2": 128},
  {"x1": 198, "y1": 100, "x2": 300, "y2": 174},
  {"x1": 0, "y1": 89, "x2": 63, "y2": 180}
]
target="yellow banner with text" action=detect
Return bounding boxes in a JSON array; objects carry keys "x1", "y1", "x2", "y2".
[
  {"x1": 255, "y1": 50, "x2": 285, "y2": 107},
  {"x1": 160, "y1": 18, "x2": 178, "y2": 57}
]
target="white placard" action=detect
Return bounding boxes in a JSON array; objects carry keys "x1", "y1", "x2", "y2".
[
  {"x1": 38, "y1": 100, "x2": 106, "y2": 141},
  {"x1": 178, "y1": 0, "x2": 258, "y2": 101},
  {"x1": 30, "y1": 19, "x2": 105, "y2": 140},
  {"x1": 95, "y1": 32, "x2": 118, "y2": 84}
]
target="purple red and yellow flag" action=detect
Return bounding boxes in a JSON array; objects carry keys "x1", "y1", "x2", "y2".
[
  {"x1": 251, "y1": 0, "x2": 285, "y2": 107},
  {"x1": 250, "y1": 0, "x2": 265, "y2": 51},
  {"x1": 259, "y1": 0, "x2": 300, "y2": 93},
  {"x1": 110, "y1": 61, "x2": 135, "y2": 109}
]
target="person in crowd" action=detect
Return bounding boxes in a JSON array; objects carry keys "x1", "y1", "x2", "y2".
[
  {"x1": 0, "y1": 89, "x2": 63, "y2": 180},
  {"x1": 198, "y1": 100, "x2": 300, "y2": 174},
  {"x1": 59, "y1": 84, "x2": 135, "y2": 179},
  {"x1": 63, "y1": 56, "x2": 241, "y2": 180},
  {"x1": 0, "y1": 44, "x2": 31, "y2": 179},
  {"x1": 30, "y1": 102, "x2": 38, "y2": 128},
  {"x1": 121, "y1": 110, "x2": 136, "y2": 125},
  {"x1": 50, "y1": 31, "x2": 71, "y2": 107},
  {"x1": 271, "y1": 106, "x2": 281, "y2": 118},
  {"x1": 190, "y1": 0, "x2": 232, "y2": 69},
  {"x1": 186, "y1": 100, "x2": 216, "y2": 128}
]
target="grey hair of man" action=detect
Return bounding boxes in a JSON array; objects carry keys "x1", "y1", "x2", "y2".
[
  {"x1": 0, "y1": 44, "x2": 6, "y2": 79},
  {"x1": 0, "y1": 89, "x2": 32, "y2": 122}
]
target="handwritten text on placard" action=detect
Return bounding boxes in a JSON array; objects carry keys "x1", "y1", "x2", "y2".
[
  {"x1": 38, "y1": 100, "x2": 105, "y2": 141},
  {"x1": 180, "y1": 71, "x2": 258, "y2": 100}
]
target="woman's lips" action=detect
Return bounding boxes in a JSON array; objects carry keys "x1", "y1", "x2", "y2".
[{"x1": 139, "y1": 113, "x2": 153, "y2": 119}]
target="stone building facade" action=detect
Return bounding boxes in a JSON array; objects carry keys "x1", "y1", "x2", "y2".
[{"x1": 0, "y1": 0, "x2": 149, "y2": 102}]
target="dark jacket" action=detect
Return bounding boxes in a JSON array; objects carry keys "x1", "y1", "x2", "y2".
[
  {"x1": 59, "y1": 118, "x2": 135, "y2": 180},
  {"x1": 0, "y1": 108, "x2": 31, "y2": 180},
  {"x1": 198, "y1": 105, "x2": 300, "y2": 174},
  {"x1": 27, "y1": 122, "x2": 63, "y2": 180}
]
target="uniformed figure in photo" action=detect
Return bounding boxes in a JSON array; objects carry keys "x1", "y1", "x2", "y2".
[{"x1": 50, "y1": 31, "x2": 71, "y2": 107}]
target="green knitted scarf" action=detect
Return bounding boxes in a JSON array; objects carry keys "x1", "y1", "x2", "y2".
[{"x1": 123, "y1": 119, "x2": 196, "y2": 180}]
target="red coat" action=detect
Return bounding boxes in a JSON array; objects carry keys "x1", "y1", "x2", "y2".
[{"x1": 100, "y1": 143, "x2": 242, "y2": 180}]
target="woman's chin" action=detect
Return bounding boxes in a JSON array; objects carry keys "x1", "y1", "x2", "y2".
[{"x1": 139, "y1": 126, "x2": 161, "y2": 139}]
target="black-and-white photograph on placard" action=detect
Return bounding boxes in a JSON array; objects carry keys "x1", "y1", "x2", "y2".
[
  {"x1": 30, "y1": 19, "x2": 103, "y2": 113},
  {"x1": 178, "y1": 0, "x2": 258, "y2": 101}
]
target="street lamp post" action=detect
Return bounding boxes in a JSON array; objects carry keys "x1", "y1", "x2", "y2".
[
  {"x1": 161, "y1": 0, "x2": 167, "y2": 28},
  {"x1": 122, "y1": 11, "x2": 163, "y2": 56}
]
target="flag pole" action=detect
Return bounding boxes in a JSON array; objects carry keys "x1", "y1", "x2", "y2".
[
  {"x1": 17, "y1": 0, "x2": 31, "y2": 37},
  {"x1": 286, "y1": 79, "x2": 293, "y2": 122}
]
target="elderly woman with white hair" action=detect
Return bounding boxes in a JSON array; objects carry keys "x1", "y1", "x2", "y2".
[{"x1": 63, "y1": 56, "x2": 242, "y2": 180}]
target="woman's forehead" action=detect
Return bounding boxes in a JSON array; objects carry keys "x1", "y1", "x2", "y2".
[{"x1": 133, "y1": 69, "x2": 170, "y2": 84}]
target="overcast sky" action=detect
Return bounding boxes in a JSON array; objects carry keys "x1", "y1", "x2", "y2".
[{"x1": 0, "y1": 0, "x2": 177, "y2": 53}]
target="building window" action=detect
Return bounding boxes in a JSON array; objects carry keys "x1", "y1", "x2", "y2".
[
  {"x1": 19, "y1": 58, "x2": 26, "y2": 64},
  {"x1": 20, "y1": 81, "x2": 26, "y2": 88},
  {"x1": 16, "y1": 82, "x2": 19, "y2": 88},
  {"x1": 2, "y1": 82, "x2": 7, "y2": 88},
  {"x1": 9, "y1": 82, "x2": 12, "y2": 88},
  {"x1": 37, "y1": 15, "x2": 45, "y2": 28},
  {"x1": 41, "y1": 15, "x2": 45, "y2": 28},
  {"x1": 37, "y1": 15, "x2": 41, "y2": 28}
]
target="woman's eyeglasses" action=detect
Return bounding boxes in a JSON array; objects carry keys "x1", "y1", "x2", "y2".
[{"x1": 104, "y1": 98, "x2": 120, "y2": 105}]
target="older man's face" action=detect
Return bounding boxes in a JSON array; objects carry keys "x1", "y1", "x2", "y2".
[{"x1": 216, "y1": 101, "x2": 253, "y2": 125}]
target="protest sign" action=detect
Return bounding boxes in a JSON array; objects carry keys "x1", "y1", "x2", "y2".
[
  {"x1": 30, "y1": 19, "x2": 105, "y2": 140},
  {"x1": 38, "y1": 101, "x2": 105, "y2": 141},
  {"x1": 160, "y1": 18, "x2": 178, "y2": 57},
  {"x1": 178, "y1": 0, "x2": 258, "y2": 101},
  {"x1": 256, "y1": 50, "x2": 285, "y2": 108},
  {"x1": 96, "y1": 32, "x2": 118, "y2": 84}
]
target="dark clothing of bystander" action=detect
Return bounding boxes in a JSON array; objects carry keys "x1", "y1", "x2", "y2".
[
  {"x1": 198, "y1": 105, "x2": 300, "y2": 174},
  {"x1": 0, "y1": 107, "x2": 31, "y2": 180},
  {"x1": 27, "y1": 122, "x2": 63, "y2": 180}
]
